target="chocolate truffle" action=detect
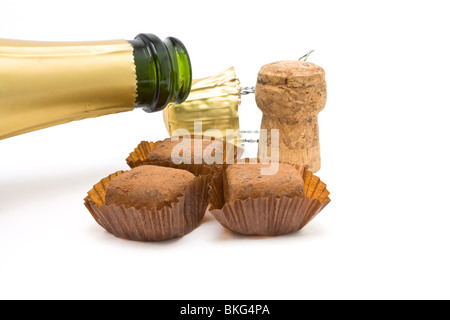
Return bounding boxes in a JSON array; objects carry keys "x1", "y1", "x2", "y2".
[
  {"x1": 105, "y1": 165, "x2": 195, "y2": 210},
  {"x1": 225, "y1": 163, "x2": 305, "y2": 203},
  {"x1": 147, "y1": 136, "x2": 240, "y2": 165}
]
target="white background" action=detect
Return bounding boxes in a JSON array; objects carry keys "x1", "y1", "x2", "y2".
[{"x1": 1, "y1": 0, "x2": 449, "y2": 300}]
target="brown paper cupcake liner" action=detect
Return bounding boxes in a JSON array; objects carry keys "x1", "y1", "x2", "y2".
[
  {"x1": 84, "y1": 171, "x2": 210, "y2": 242},
  {"x1": 126, "y1": 140, "x2": 163, "y2": 169},
  {"x1": 126, "y1": 137, "x2": 243, "y2": 175},
  {"x1": 208, "y1": 163, "x2": 330, "y2": 236}
]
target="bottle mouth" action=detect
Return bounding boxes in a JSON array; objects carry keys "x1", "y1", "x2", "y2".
[
  {"x1": 131, "y1": 34, "x2": 192, "y2": 113},
  {"x1": 162, "y1": 36, "x2": 192, "y2": 104}
]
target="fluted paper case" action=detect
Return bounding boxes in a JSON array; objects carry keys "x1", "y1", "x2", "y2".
[
  {"x1": 208, "y1": 165, "x2": 331, "y2": 236},
  {"x1": 84, "y1": 170, "x2": 211, "y2": 242}
]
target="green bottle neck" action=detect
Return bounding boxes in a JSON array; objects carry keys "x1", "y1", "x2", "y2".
[{"x1": 128, "y1": 34, "x2": 192, "y2": 113}]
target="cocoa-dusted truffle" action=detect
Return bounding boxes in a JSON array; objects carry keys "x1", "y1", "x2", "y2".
[
  {"x1": 147, "y1": 136, "x2": 240, "y2": 165},
  {"x1": 105, "y1": 165, "x2": 195, "y2": 210},
  {"x1": 225, "y1": 163, "x2": 304, "y2": 203}
]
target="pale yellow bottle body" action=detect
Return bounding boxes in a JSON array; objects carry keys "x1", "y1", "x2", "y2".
[{"x1": 0, "y1": 38, "x2": 137, "y2": 140}]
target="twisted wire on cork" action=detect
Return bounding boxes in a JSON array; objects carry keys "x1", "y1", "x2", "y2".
[
  {"x1": 298, "y1": 50, "x2": 315, "y2": 61},
  {"x1": 240, "y1": 86, "x2": 255, "y2": 95}
]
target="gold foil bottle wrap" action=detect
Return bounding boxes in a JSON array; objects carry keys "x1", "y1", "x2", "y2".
[
  {"x1": 163, "y1": 67, "x2": 241, "y2": 145},
  {"x1": 0, "y1": 39, "x2": 137, "y2": 139}
]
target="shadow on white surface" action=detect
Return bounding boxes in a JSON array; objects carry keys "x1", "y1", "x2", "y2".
[
  {"x1": 0, "y1": 166, "x2": 118, "y2": 211},
  {"x1": 201, "y1": 212, "x2": 216, "y2": 224}
]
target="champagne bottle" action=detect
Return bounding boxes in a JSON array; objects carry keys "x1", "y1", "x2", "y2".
[{"x1": 0, "y1": 34, "x2": 192, "y2": 140}]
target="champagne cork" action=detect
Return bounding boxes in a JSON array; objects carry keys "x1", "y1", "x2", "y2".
[{"x1": 255, "y1": 61, "x2": 327, "y2": 172}]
